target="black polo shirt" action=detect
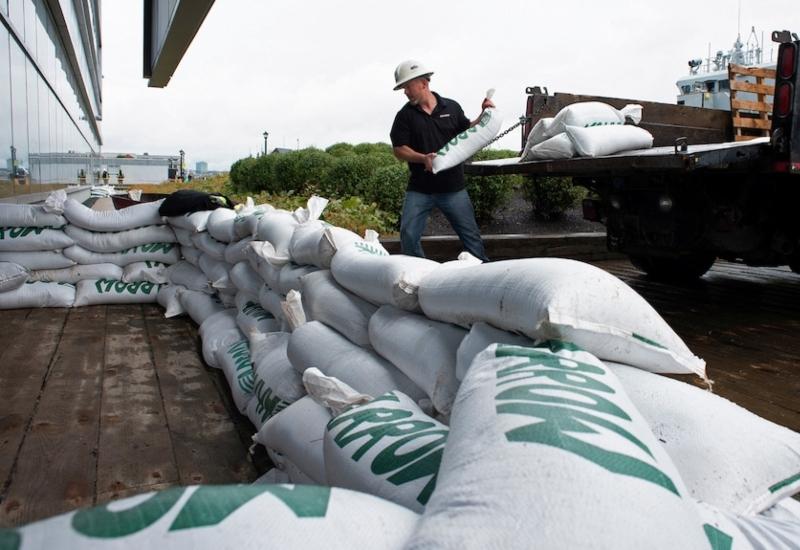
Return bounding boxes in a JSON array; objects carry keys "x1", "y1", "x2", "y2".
[{"x1": 390, "y1": 92, "x2": 471, "y2": 194}]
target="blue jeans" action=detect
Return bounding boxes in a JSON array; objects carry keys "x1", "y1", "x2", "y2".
[{"x1": 400, "y1": 189, "x2": 488, "y2": 261}]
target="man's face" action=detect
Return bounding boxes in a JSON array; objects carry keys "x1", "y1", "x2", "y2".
[{"x1": 402, "y1": 77, "x2": 427, "y2": 105}]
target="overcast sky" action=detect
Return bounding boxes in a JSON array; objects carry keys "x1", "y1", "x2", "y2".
[{"x1": 100, "y1": 0, "x2": 798, "y2": 171}]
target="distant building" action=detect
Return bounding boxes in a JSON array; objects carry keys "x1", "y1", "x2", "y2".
[
  {"x1": 271, "y1": 147, "x2": 294, "y2": 155},
  {"x1": 196, "y1": 161, "x2": 208, "y2": 173}
]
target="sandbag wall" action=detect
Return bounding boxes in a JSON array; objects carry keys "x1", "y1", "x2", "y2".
[{"x1": 2, "y1": 191, "x2": 800, "y2": 548}]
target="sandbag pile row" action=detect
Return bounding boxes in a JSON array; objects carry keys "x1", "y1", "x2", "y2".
[{"x1": 520, "y1": 101, "x2": 653, "y2": 161}]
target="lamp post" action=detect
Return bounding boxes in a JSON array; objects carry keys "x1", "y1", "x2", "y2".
[
  {"x1": 179, "y1": 149, "x2": 185, "y2": 182},
  {"x1": 263, "y1": 131, "x2": 269, "y2": 156}
]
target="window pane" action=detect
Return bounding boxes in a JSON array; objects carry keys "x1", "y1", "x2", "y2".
[
  {"x1": 10, "y1": 40, "x2": 30, "y2": 183},
  {"x1": 26, "y1": 57, "x2": 40, "y2": 183},
  {"x1": 0, "y1": 28, "x2": 11, "y2": 187}
]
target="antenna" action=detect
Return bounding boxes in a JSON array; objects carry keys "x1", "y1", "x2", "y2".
[{"x1": 737, "y1": 0, "x2": 741, "y2": 39}]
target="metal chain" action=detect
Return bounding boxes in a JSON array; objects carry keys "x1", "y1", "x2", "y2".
[{"x1": 482, "y1": 99, "x2": 549, "y2": 148}]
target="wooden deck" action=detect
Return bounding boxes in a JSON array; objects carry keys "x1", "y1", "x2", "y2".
[{"x1": 0, "y1": 258, "x2": 798, "y2": 527}]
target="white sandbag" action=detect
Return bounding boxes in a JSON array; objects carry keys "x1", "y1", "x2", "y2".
[
  {"x1": 165, "y1": 261, "x2": 213, "y2": 293},
  {"x1": 63, "y1": 197, "x2": 164, "y2": 231},
  {"x1": 235, "y1": 292, "x2": 281, "y2": 342},
  {"x1": 63, "y1": 224, "x2": 176, "y2": 253},
  {"x1": 180, "y1": 245, "x2": 201, "y2": 266},
  {"x1": 0, "y1": 261, "x2": 28, "y2": 292},
  {"x1": 325, "y1": 391, "x2": 448, "y2": 512},
  {"x1": 695, "y1": 501, "x2": 792, "y2": 550},
  {"x1": 418, "y1": 258, "x2": 705, "y2": 376},
  {"x1": 521, "y1": 116, "x2": 554, "y2": 152},
  {"x1": 0, "y1": 250, "x2": 75, "y2": 270},
  {"x1": 29, "y1": 263, "x2": 124, "y2": 284},
  {"x1": 369, "y1": 305, "x2": 466, "y2": 415},
  {"x1": 172, "y1": 226, "x2": 194, "y2": 247},
  {"x1": 431, "y1": 108, "x2": 502, "y2": 174},
  {"x1": 455, "y1": 321, "x2": 534, "y2": 380},
  {"x1": 278, "y1": 262, "x2": 321, "y2": 295},
  {"x1": 0, "y1": 202, "x2": 66, "y2": 228},
  {"x1": 166, "y1": 210, "x2": 212, "y2": 233},
  {"x1": 302, "y1": 367, "x2": 372, "y2": 416},
  {"x1": 191, "y1": 232, "x2": 227, "y2": 261},
  {"x1": 248, "y1": 245, "x2": 282, "y2": 289},
  {"x1": 214, "y1": 339, "x2": 255, "y2": 413},
  {"x1": 197, "y1": 254, "x2": 233, "y2": 291},
  {"x1": 330, "y1": 240, "x2": 439, "y2": 311},
  {"x1": 0, "y1": 227, "x2": 74, "y2": 251},
  {"x1": 230, "y1": 261, "x2": 263, "y2": 296},
  {"x1": 63, "y1": 243, "x2": 180, "y2": 267},
  {"x1": 300, "y1": 270, "x2": 377, "y2": 348},
  {"x1": 74, "y1": 279, "x2": 161, "y2": 306},
  {"x1": 6, "y1": 483, "x2": 420, "y2": 550},
  {"x1": 256, "y1": 209, "x2": 299, "y2": 260},
  {"x1": 121, "y1": 261, "x2": 168, "y2": 283},
  {"x1": 258, "y1": 285, "x2": 289, "y2": 328},
  {"x1": 520, "y1": 132, "x2": 576, "y2": 161},
  {"x1": 234, "y1": 204, "x2": 274, "y2": 239},
  {"x1": 547, "y1": 101, "x2": 629, "y2": 137},
  {"x1": 224, "y1": 236, "x2": 254, "y2": 264},
  {"x1": 609, "y1": 362, "x2": 800, "y2": 515},
  {"x1": 157, "y1": 284, "x2": 186, "y2": 318},
  {"x1": 179, "y1": 289, "x2": 226, "y2": 325},
  {"x1": 247, "y1": 332, "x2": 305, "y2": 428},
  {"x1": 407, "y1": 342, "x2": 711, "y2": 550},
  {"x1": 566, "y1": 124, "x2": 654, "y2": 158},
  {"x1": 207, "y1": 207, "x2": 238, "y2": 243},
  {"x1": 319, "y1": 226, "x2": 362, "y2": 268},
  {"x1": 198, "y1": 309, "x2": 242, "y2": 369},
  {"x1": 253, "y1": 395, "x2": 331, "y2": 484},
  {"x1": 289, "y1": 219, "x2": 328, "y2": 267},
  {"x1": 288, "y1": 321, "x2": 425, "y2": 401},
  {"x1": 0, "y1": 281, "x2": 75, "y2": 308}
]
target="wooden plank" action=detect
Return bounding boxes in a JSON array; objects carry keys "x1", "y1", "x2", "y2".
[
  {"x1": 732, "y1": 117, "x2": 772, "y2": 130},
  {"x1": 0, "y1": 309, "x2": 68, "y2": 495},
  {"x1": 729, "y1": 64, "x2": 777, "y2": 78},
  {"x1": 95, "y1": 305, "x2": 179, "y2": 502},
  {"x1": 142, "y1": 305, "x2": 256, "y2": 486},
  {"x1": 0, "y1": 309, "x2": 30, "y2": 351},
  {"x1": 0, "y1": 306, "x2": 106, "y2": 527},
  {"x1": 730, "y1": 98, "x2": 773, "y2": 113},
  {"x1": 729, "y1": 80, "x2": 775, "y2": 95}
]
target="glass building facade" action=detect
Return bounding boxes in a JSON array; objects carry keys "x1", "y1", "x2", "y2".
[{"x1": 1, "y1": 0, "x2": 102, "y2": 196}]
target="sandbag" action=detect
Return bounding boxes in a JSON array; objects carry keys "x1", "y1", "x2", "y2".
[
  {"x1": 180, "y1": 245, "x2": 201, "y2": 266},
  {"x1": 74, "y1": 279, "x2": 161, "y2": 306},
  {"x1": 547, "y1": 101, "x2": 642, "y2": 137},
  {"x1": 230, "y1": 261, "x2": 263, "y2": 296},
  {"x1": 198, "y1": 309, "x2": 242, "y2": 369},
  {"x1": 179, "y1": 289, "x2": 226, "y2": 325},
  {"x1": 0, "y1": 261, "x2": 28, "y2": 292},
  {"x1": 369, "y1": 305, "x2": 465, "y2": 415},
  {"x1": 258, "y1": 285, "x2": 289, "y2": 328},
  {"x1": 2, "y1": 484, "x2": 420, "y2": 550},
  {"x1": 0, "y1": 227, "x2": 74, "y2": 251},
  {"x1": 407, "y1": 342, "x2": 712, "y2": 550},
  {"x1": 248, "y1": 245, "x2": 282, "y2": 289},
  {"x1": 520, "y1": 132, "x2": 576, "y2": 161},
  {"x1": 121, "y1": 261, "x2": 168, "y2": 283},
  {"x1": 234, "y1": 292, "x2": 281, "y2": 342},
  {"x1": 63, "y1": 224, "x2": 176, "y2": 253},
  {"x1": 215, "y1": 339, "x2": 255, "y2": 413},
  {"x1": 256, "y1": 209, "x2": 299, "y2": 261},
  {"x1": 191, "y1": 232, "x2": 227, "y2": 261},
  {"x1": 0, "y1": 202, "x2": 66, "y2": 228},
  {"x1": 319, "y1": 226, "x2": 362, "y2": 268},
  {"x1": 455, "y1": 321, "x2": 534, "y2": 380},
  {"x1": 301, "y1": 270, "x2": 377, "y2": 349},
  {"x1": 288, "y1": 219, "x2": 328, "y2": 267},
  {"x1": 63, "y1": 243, "x2": 180, "y2": 267},
  {"x1": 165, "y1": 261, "x2": 213, "y2": 293},
  {"x1": 197, "y1": 254, "x2": 233, "y2": 291},
  {"x1": 330, "y1": 240, "x2": 439, "y2": 311},
  {"x1": 157, "y1": 284, "x2": 186, "y2": 318},
  {"x1": 325, "y1": 391, "x2": 448, "y2": 512},
  {"x1": 418, "y1": 258, "x2": 705, "y2": 376},
  {"x1": 0, "y1": 250, "x2": 75, "y2": 270},
  {"x1": 206, "y1": 208, "x2": 238, "y2": 243},
  {"x1": 609, "y1": 362, "x2": 800, "y2": 515},
  {"x1": 166, "y1": 210, "x2": 212, "y2": 233},
  {"x1": 566, "y1": 124, "x2": 654, "y2": 158},
  {"x1": 224, "y1": 236, "x2": 255, "y2": 264},
  {"x1": 521, "y1": 116, "x2": 554, "y2": 151},
  {"x1": 278, "y1": 263, "x2": 321, "y2": 295},
  {"x1": 29, "y1": 263, "x2": 124, "y2": 284},
  {"x1": 247, "y1": 332, "x2": 305, "y2": 428},
  {"x1": 253, "y1": 396, "x2": 331, "y2": 484},
  {"x1": 172, "y1": 226, "x2": 194, "y2": 247},
  {"x1": 287, "y1": 321, "x2": 425, "y2": 401},
  {"x1": 63, "y1": 197, "x2": 164, "y2": 231},
  {"x1": 234, "y1": 204, "x2": 274, "y2": 240},
  {"x1": 0, "y1": 281, "x2": 75, "y2": 309},
  {"x1": 431, "y1": 108, "x2": 502, "y2": 174}
]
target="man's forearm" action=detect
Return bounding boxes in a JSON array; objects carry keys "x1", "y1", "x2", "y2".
[{"x1": 393, "y1": 145, "x2": 427, "y2": 164}]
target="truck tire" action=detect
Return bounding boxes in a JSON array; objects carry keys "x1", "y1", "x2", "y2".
[{"x1": 629, "y1": 253, "x2": 716, "y2": 281}]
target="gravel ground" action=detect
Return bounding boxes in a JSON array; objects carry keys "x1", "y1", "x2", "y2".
[{"x1": 422, "y1": 187, "x2": 605, "y2": 236}]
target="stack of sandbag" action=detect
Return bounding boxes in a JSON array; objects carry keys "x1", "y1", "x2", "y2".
[
  {"x1": 0, "y1": 201, "x2": 76, "y2": 308},
  {"x1": 521, "y1": 101, "x2": 652, "y2": 161}
]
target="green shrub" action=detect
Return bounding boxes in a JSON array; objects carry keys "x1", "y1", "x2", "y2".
[
  {"x1": 464, "y1": 149, "x2": 521, "y2": 224},
  {"x1": 325, "y1": 142, "x2": 355, "y2": 157},
  {"x1": 229, "y1": 156, "x2": 257, "y2": 191},
  {"x1": 271, "y1": 148, "x2": 335, "y2": 194},
  {"x1": 522, "y1": 176, "x2": 586, "y2": 220},
  {"x1": 353, "y1": 142, "x2": 394, "y2": 156},
  {"x1": 322, "y1": 196, "x2": 397, "y2": 235},
  {"x1": 318, "y1": 154, "x2": 379, "y2": 198},
  {"x1": 363, "y1": 163, "x2": 408, "y2": 221}
]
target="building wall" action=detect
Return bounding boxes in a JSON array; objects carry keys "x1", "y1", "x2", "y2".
[{"x1": 1, "y1": 0, "x2": 102, "y2": 194}]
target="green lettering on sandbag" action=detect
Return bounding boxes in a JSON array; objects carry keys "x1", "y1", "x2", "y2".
[
  {"x1": 769, "y1": 471, "x2": 800, "y2": 493},
  {"x1": 126, "y1": 281, "x2": 143, "y2": 294},
  {"x1": 500, "y1": 401, "x2": 678, "y2": 495},
  {"x1": 496, "y1": 383, "x2": 629, "y2": 422},
  {"x1": 341, "y1": 418, "x2": 434, "y2": 462},
  {"x1": 0, "y1": 530, "x2": 21, "y2": 550},
  {"x1": 703, "y1": 524, "x2": 733, "y2": 550},
  {"x1": 254, "y1": 383, "x2": 289, "y2": 422},
  {"x1": 141, "y1": 282, "x2": 155, "y2": 294},
  {"x1": 354, "y1": 241, "x2": 387, "y2": 257},
  {"x1": 375, "y1": 430, "x2": 448, "y2": 505},
  {"x1": 328, "y1": 406, "x2": 410, "y2": 439},
  {"x1": 114, "y1": 281, "x2": 128, "y2": 293},
  {"x1": 169, "y1": 485, "x2": 330, "y2": 530},
  {"x1": 632, "y1": 333, "x2": 667, "y2": 350},
  {"x1": 71, "y1": 487, "x2": 186, "y2": 538}
]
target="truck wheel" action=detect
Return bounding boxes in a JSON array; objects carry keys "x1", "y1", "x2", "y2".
[{"x1": 629, "y1": 254, "x2": 715, "y2": 281}]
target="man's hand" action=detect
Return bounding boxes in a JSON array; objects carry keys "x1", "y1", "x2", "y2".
[
  {"x1": 481, "y1": 98, "x2": 496, "y2": 110},
  {"x1": 422, "y1": 152, "x2": 436, "y2": 172}
]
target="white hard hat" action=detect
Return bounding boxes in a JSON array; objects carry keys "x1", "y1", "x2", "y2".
[{"x1": 393, "y1": 60, "x2": 434, "y2": 90}]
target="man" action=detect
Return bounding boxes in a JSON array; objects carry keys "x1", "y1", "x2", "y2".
[{"x1": 390, "y1": 60, "x2": 493, "y2": 262}]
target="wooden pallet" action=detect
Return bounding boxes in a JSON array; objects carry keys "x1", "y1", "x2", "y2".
[{"x1": 728, "y1": 63, "x2": 775, "y2": 141}]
